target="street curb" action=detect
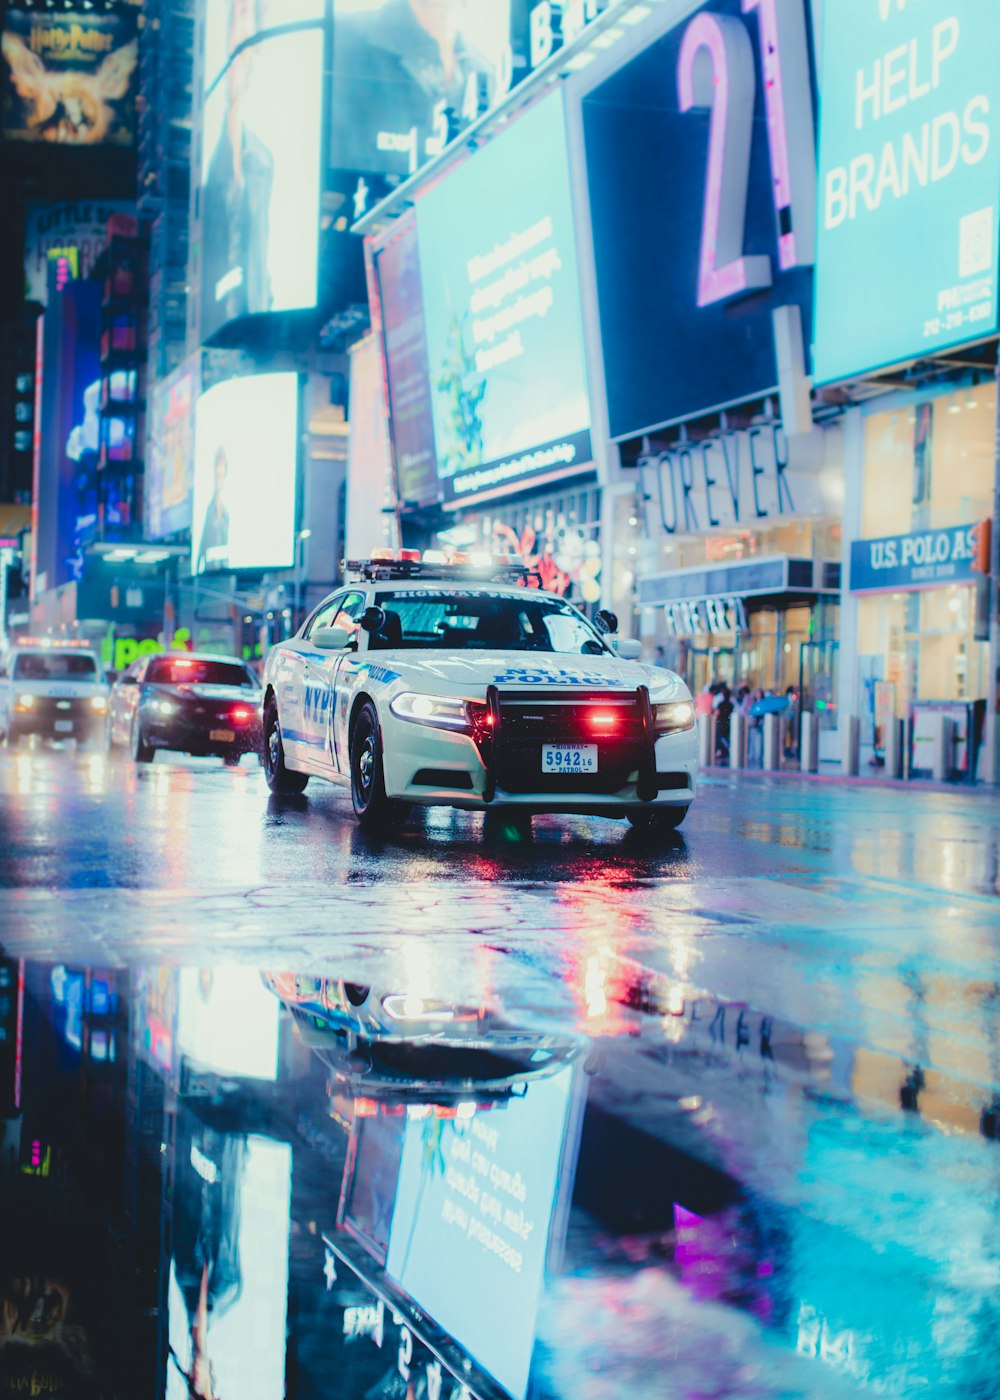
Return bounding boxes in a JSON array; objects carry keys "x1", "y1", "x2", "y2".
[{"x1": 700, "y1": 767, "x2": 1000, "y2": 798}]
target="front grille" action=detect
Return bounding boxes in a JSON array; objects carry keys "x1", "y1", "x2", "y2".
[
  {"x1": 494, "y1": 691, "x2": 646, "y2": 796},
  {"x1": 19, "y1": 697, "x2": 94, "y2": 721}
]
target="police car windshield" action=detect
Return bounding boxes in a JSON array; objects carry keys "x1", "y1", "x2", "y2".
[
  {"x1": 372, "y1": 593, "x2": 608, "y2": 655},
  {"x1": 14, "y1": 652, "x2": 97, "y2": 680},
  {"x1": 146, "y1": 658, "x2": 258, "y2": 689}
]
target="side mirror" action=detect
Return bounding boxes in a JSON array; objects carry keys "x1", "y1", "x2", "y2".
[
  {"x1": 595, "y1": 609, "x2": 619, "y2": 636},
  {"x1": 360, "y1": 606, "x2": 386, "y2": 635},
  {"x1": 312, "y1": 625, "x2": 354, "y2": 651},
  {"x1": 614, "y1": 638, "x2": 643, "y2": 661}
]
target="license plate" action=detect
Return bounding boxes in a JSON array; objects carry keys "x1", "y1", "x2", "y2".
[
  {"x1": 210, "y1": 729, "x2": 235, "y2": 742},
  {"x1": 54, "y1": 720, "x2": 74, "y2": 733},
  {"x1": 542, "y1": 743, "x2": 598, "y2": 773}
]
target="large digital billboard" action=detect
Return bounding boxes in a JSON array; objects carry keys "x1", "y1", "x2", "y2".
[
  {"x1": 24, "y1": 202, "x2": 133, "y2": 307},
  {"x1": 415, "y1": 90, "x2": 592, "y2": 504},
  {"x1": 583, "y1": 0, "x2": 816, "y2": 439},
  {"x1": 200, "y1": 26, "x2": 323, "y2": 342},
  {"x1": 385, "y1": 1065, "x2": 578, "y2": 1400},
  {"x1": 33, "y1": 281, "x2": 101, "y2": 595},
  {"x1": 1, "y1": 6, "x2": 138, "y2": 146},
  {"x1": 372, "y1": 212, "x2": 439, "y2": 508},
  {"x1": 145, "y1": 358, "x2": 200, "y2": 540},
  {"x1": 191, "y1": 374, "x2": 298, "y2": 575},
  {"x1": 202, "y1": 0, "x2": 325, "y2": 94},
  {"x1": 330, "y1": 0, "x2": 517, "y2": 182},
  {"x1": 167, "y1": 1119, "x2": 291, "y2": 1400},
  {"x1": 813, "y1": 0, "x2": 1000, "y2": 384}
]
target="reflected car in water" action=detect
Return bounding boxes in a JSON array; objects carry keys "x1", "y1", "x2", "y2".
[
  {"x1": 0, "y1": 642, "x2": 108, "y2": 747},
  {"x1": 106, "y1": 652, "x2": 263, "y2": 764},
  {"x1": 262, "y1": 970, "x2": 583, "y2": 1097}
]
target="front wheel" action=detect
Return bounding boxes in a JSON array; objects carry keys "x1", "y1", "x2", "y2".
[
  {"x1": 350, "y1": 701, "x2": 408, "y2": 829},
  {"x1": 131, "y1": 715, "x2": 154, "y2": 765},
  {"x1": 263, "y1": 698, "x2": 308, "y2": 794},
  {"x1": 627, "y1": 806, "x2": 688, "y2": 832}
]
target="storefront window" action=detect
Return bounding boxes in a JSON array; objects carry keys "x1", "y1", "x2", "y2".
[
  {"x1": 862, "y1": 383, "x2": 994, "y2": 536},
  {"x1": 857, "y1": 587, "x2": 987, "y2": 715}
]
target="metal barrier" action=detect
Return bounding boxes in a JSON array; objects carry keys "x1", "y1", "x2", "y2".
[
  {"x1": 697, "y1": 713, "x2": 716, "y2": 767},
  {"x1": 730, "y1": 710, "x2": 748, "y2": 770},
  {"x1": 762, "y1": 713, "x2": 781, "y2": 771},
  {"x1": 800, "y1": 712, "x2": 819, "y2": 773},
  {"x1": 842, "y1": 715, "x2": 860, "y2": 776},
  {"x1": 932, "y1": 715, "x2": 955, "y2": 783},
  {"x1": 884, "y1": 717, "x2": 905, "y2": 780}
]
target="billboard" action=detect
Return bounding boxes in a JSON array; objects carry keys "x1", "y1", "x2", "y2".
[
  {"x1": 583, "y1": 0, "x2": 816, "y2": 439},
  {"x1": 346, "y1": 335, "x2": 397, "y2": 559},
  {"x1": 330, "y1": 0, "x2": 517, "y2": 182},
  {"x1": 372, "y1": 213, "x2": 439, "y2": 508},
  {"x1": 203, "y1": 0, "x2": 325, "y2": 94},
  {"x1": 1, "y1": 6, "x2": 138, "y2": 146},
  {"x1": 33, "y1": 281, "x2": 101, "y2": 595},
  {"x1": 24, "y1": 202, "x2": 133, "y2": 307},
  {"x1": 385, "y1": 1065, "x2": 578, "y2": 1400},
  {"x1": 415, "y1": 90, "x2": 592, "y2": 504},
  {"x1": 813, "y1": 0, "x2": 1000, "y2": 383},
  {"x1": 167, "y1": 1121, "x2": 291, "y2": 1400},
  {"x1": 191, "y1": 373, "x2": 298, "y2": 575},
  {"x1": 200, "y1": 26, "x2": 323, "y2": 341},
  {"x1": 146, "y1": 359, "x2": 200, "y2": 540}
]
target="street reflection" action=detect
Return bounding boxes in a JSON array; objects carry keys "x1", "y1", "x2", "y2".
[{"x1": 3, "y1": 954, "x2": 1000, "y2": 1399}]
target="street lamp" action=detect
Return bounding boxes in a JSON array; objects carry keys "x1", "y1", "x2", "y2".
[{"x1": 293, "y1": 529, "x2": 312, "y2": 634}]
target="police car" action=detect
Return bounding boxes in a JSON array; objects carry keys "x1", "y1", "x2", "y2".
[
  {"x1": 0, "y1": 639, "x2": 109, "y2": 747},
  {"x1": 261, "y1": 552, "x2": 698, "y2": 832}
]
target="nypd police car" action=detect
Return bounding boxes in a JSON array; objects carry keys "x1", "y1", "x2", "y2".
[
  {"x1": 0, "y1": 640, "x2": 109, "y2": 747},
  {"x1": 261, "y1": 553, "x2": 697, "y2": 832}
]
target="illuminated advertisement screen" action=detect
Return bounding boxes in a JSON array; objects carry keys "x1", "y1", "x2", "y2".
[
  {"x1": 583, "y1": 0, "x2": 815, "y2": 439},
  {"x1": 24, "y1": 201, "x2": 133, "y2": 307},
  {"x1": 191, "y1": 373, "x2": 298, "y2": 575},
  {"x1": 203, "y1": 0, "x2": 325, "y2": 94},
  {"x1": 385, "y1": 1065, "x2": 577, "y2": 1400},
  {"x1": 330, "y1": 0, "x2": 517, "y2": 181},
  {"x1": 167, "y1": 1120, "x2": 291, "y2": 1400},
  {"x1": 813, "y1": 0, "x2": 1000, "y2": 383},
  {"x1": 146, "y1": 358, "x2": 200, "y2": 540},
  {"x1": 373, "y1": 213, "x2": 439, "y2": 508},
  {"x1": 34, "y1": 280, "x2": 101, "y2": 594},
  {"x1": 1, "y1": 6, "x2": 138, "y2": 146},
  {"x1": 200, "y1": 26, "x2": 323, "y2": 341},
  {"x1": 176, "y1": 966, "x2": 281, "y2": 1080},
  {"x1": 414, "y1": 91, "x2": 591, "y2": 504}
]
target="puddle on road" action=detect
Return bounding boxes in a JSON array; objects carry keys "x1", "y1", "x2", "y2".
[{"x1": 2, "y1": 956, "x2": 1000, "y2": 1400}]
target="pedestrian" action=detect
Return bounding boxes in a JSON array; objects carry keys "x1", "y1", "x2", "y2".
[{"x1": 714, "y1": 683, "x2": 733, "y2": 764}]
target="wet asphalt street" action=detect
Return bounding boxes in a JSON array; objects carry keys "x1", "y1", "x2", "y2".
[{"x1": 3, "y1": 746, "x2": 1000, "y2": 1398}]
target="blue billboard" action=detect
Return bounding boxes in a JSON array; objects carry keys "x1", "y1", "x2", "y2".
[
  {"x1": 583, "y1": 0, "x2": 816, "y2": 440},
  {"x1": 814, "y1": 0, "x2": 1000, "y2": 384},
  {"x1": 385, "y1": 1066, "x2": 578, "y2": 1400},
  {"x1": 415, "y1": 91, "x2": 592, "y2": 504}
]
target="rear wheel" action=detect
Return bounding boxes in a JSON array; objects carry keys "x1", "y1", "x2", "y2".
[
  {"x1": 627, "y1": 806, "x2": 688, "y2": 832},
  {"x1": 350, "y1": 701, "x2": 408, "y2": 829},
  {"x1": 131, "y1": 715, "x2": 154, "y2": 765},
  {"x1": 263, "y1": 697, "x2": 308, "y2": 794}
]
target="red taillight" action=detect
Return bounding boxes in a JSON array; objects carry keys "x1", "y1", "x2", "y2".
[{"x1": 231, "y1": 707, "x2": 252, "y2": 723}]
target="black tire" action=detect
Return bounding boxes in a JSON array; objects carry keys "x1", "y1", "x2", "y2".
[
  {"x1": 350, "y1": 701, "x2": 407, "y2": 829},
  {"x1": 131, "y1": 714, "x2": 154, "y2": 765},
  {"x1": 263, "y1": 697, "x2": 308, "y2": 794},
  {"x1": 627, "y1": 806, "x2": 688, "y2": 832}
]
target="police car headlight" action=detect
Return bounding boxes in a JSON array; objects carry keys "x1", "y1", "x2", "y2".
[
  {"x1": 91, "y1": 695, "x2": 107, "y2": 712},
  {"x1": 149, "y1": 699, "x2": 177, "y2": 716},
  {"x1": 14, "y1": 694, "x2": 35, "y2": 712},
  {"x1": 389, "y1": 692, "x2": 470, "y2": 732},
  {"x1": 653, "y1": 700, "x2": 695, "y2": 733}
]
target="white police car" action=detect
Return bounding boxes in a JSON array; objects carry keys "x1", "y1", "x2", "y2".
[
  {"x1": 261, "y1": 553, "x2": 697, "y2": 832},
  {"x1": 0, "y1": 640, "x2": 109, "y2": 747}
]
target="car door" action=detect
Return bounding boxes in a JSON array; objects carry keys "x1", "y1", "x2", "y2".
[
  {"x1": 268, "y1": 599, "x2": 341, "y2": 765},
  {"x1": 303, "y1": 590, "x2": 367, "y2": 773},
  {"x1": 111, "y1": 659, "x2": 144, "y2": 744}
]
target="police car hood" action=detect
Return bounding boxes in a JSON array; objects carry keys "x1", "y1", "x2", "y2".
[{"x1": 367, "y1": 649, "x2": 690, "y2": 700}]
